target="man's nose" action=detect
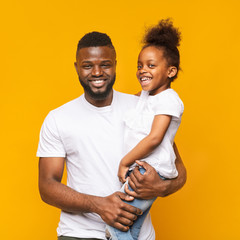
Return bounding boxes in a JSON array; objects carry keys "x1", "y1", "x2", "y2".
[{"x1": 92, "y1": 65, "x2": 103, "y2": 77}]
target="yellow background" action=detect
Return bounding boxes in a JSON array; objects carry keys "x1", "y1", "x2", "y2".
[{"x1": 1, "y1": 0, "x2": 239, "y2": 239}]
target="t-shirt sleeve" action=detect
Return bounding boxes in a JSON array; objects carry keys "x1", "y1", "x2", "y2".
[
  {"x1": 151, "y1": 91, "x2": 184, "y2": 119},
  {"x1": 36, "y1": 111, "x2": 66, "y2": 157}
]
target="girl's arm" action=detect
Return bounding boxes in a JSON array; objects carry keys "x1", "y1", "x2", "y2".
[{"x1": 118, "y1": 114, "x2": 172, "y2": 183}]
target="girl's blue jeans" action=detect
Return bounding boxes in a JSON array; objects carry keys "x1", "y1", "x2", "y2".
[{"x1": 106, "y1": 168, "x2": 162, "y2": 240}]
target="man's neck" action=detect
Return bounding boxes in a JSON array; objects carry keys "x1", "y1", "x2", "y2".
[{"x1": 84, "y1": 90, "x2": 113, "y2": 107}]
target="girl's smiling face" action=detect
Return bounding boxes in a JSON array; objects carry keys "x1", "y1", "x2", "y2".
[{"x1": 137, "y1": 46, "x2": 177, "y2": 95}]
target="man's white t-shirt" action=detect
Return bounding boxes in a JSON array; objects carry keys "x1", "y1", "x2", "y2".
[{"x1": 37, "y1": 90, "x2": 155, "y2": 240}]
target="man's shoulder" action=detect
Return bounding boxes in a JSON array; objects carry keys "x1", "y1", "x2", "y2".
[
  {"x1": 51, "y1": 95, "x2": 83, "y2": 114},
  {"x1": 113, "y1": 91, "x2": 138, "y2": 110},
  {"x1": 114, "y1": 90, "x2": 138, "y2": 103}
]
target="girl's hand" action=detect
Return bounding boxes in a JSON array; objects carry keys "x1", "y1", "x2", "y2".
[{"x1": 118, "y1": 164, "x2": 129, "y2": 184}]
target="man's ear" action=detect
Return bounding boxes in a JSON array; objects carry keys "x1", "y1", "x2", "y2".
[
  {"x1": 74, "y1": 62, "x2": 79, "y2": 74},
  {"x1": 168, "y1": 66, "x2": 177, "y2": 78}
]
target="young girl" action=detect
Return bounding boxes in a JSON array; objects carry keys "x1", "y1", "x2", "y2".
[{"x1": 107, "y1": 19, "x2": 184, "y2": 240}]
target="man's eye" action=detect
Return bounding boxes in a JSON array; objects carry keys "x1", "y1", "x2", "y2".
[
  {"x1": 102, "y1": 64, "x2": 111, "y2": 68},
  {"x1": 83, "y1": 65, "x2": 92, "y2": 69}
]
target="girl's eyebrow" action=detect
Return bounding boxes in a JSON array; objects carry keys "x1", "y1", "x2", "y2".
[{"x1": 138, "y1": 59, "x2": 156, "y2": 63}]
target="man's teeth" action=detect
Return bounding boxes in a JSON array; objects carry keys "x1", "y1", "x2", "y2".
[{"x1": 93, "y1": 80, "x2": 104, "y2": 83}]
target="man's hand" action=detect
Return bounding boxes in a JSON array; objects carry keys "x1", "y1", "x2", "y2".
[
  {"x1": 95, "y1": 192, "x2": 142, "y2": 232},
  {"x1": 125, "y1": 144, "x2": 186, "y2": 199},
  {"x1": 125, "y1": 161, "x2": 168, "y2": 199}
]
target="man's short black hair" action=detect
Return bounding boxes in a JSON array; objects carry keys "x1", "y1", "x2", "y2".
[{"x1": 76, "y1": 31, "x2": 116, "y2": 57}]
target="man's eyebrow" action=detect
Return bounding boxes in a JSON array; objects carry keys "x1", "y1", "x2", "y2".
[
  {"x1": 81, "y1": 61, "x2": 92, "y2": 64},
  {"x1": 101, "y1": 60, "x2": 113, "y2": 63},
  {"x1": 81, "y1": 60, "x2": 113, "y2": 64}
]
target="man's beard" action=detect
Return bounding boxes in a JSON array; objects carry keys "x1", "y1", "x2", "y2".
[{"x1": 79, "y1": 74, "x2": 116, "y2": 100}]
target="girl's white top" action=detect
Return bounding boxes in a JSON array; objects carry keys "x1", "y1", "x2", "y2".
[{"x1": 123, "y1": 89, "x2": 184, "y2": 178}]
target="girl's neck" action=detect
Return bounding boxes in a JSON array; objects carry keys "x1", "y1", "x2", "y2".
[{"x1": 149, "y1": 83, "x2": 171, "y2": 96}]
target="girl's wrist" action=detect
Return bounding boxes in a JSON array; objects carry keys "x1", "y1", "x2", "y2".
[{"x1": 120, "y1": 157, "x2": 131, "y2": 167}]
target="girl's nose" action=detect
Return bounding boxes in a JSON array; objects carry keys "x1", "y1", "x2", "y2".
[{"x1": 139, "y1": 67, "x2": 147, "y2": 74}]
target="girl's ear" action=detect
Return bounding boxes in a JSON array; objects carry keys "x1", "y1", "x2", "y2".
[{"x1": 168, "y1": 66, "x2": 177, "y2": 78}]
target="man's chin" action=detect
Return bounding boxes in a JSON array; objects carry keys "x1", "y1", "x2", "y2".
[
  {"x1": 79, "y1": 77, "x2": 115, "y2": 101},
  {"x1": 90, "y1": 87, "x2": 107, "y2": 95},
  {"x1": 87, "y1": 88, "x2": 112, "y2": 100}
]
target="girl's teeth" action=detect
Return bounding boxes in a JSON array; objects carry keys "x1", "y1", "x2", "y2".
[{"x1": 141, "y1": 77, "x2": 151, "y2": 81}]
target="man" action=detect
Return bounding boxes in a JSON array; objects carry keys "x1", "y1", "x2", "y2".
[{"x1": 37, "y1": 31, "x2": 186, "y2": 240}]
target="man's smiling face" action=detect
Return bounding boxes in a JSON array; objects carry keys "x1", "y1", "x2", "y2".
[{"x1": 75, "y1": 46, "x2": 116, "y2": 102}]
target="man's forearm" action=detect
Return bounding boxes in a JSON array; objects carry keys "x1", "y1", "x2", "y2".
[
  {"x1": 38, "y1": 156, "x2": 142, "y2": 231},
  {"x1": 160, "y1": 143, "x2": 187, "y2": 196},
  {"x1": 155, "y1": 166, "x2": 186, "y2": 197},
  {"x1": 39, "y1": 177, "x2": 100, "y2": 214},
  {"x1": 39, "y1": 177, "x2": 142, "y2": 232}
]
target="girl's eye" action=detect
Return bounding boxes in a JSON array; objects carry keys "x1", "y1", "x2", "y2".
[
  {"x1": 137, "y1": 65, "x2": 142, "y2": 70},
  {"x1": 149, "y1": 64, "x2": 155, "y2": 68}
]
